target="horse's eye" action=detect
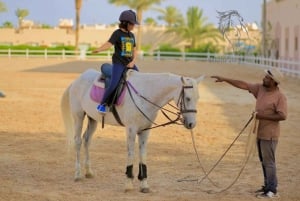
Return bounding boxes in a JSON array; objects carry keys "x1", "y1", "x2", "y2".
[{"x1": 186, "y1": 97, "x2": 191, "y2": 102}]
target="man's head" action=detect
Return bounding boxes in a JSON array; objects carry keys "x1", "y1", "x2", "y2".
[{"x1": 263, "y1": 68, "x2": 283, "y2": 88}]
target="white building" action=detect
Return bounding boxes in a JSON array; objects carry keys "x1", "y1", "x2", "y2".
[
  {"x1": 267, "y1": 0, "x2": 300, "y2": 61},
  {"x1": 58, "y1": 18, "x2": 73, "y2": 29}
]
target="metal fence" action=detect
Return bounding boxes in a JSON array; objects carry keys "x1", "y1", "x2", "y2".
[{"x1": 0, "y1": 48, "x2": 299, "y2": 78}]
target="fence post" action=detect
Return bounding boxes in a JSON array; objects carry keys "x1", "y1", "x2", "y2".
[
  {"x1": 79, "y1": 44, "x2": 88, "y2": 60},
  {"x1": 44, "y1": 49, "x2": 48, "y2": 60},
  {"x1": 107, "y1": 50, "x2": 111, "y2": 60},
  {"x1": 26, "y1": 49, "x2": 29, "y2": 59},
  {"x1": 182, "y1": 51, "x2": 185, "y2": 61},
  {"x1": 8, "y1": 48, "x2": 11, "y2": 59},
  {"x1": 62, "y1": 49, "x2": 65, "y2": 60},
  {"x1": 137, "y1": 50, "x2": 144, "y2": 60}
]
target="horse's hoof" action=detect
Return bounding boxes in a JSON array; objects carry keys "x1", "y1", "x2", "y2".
[
  {"x1": 85, "y1": 173, "x2": 94, "y2": 178},
  {"x1": 124, "y1": 188, "x2": 134, "y2": 193},
  {"x1": 140, "y1": 188, "x2": 150, "y2": 193},
  {"x1": 124, "y1": 184, "x2": 134, "y2": 193},
  {"x1": 74, "y1": 177, "x2": 82, "y2": 182},
  {"x1": 124, "y1": 178, "x2": 134, "y2": 192}
]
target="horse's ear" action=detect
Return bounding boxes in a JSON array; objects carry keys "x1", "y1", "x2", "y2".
[{"x1": 196, "y1": 75, "x2": 205, "y2": 84}]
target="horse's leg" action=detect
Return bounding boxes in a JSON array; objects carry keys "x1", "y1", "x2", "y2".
[
  {"x1": 83, "y1": 116, "x2": 97, "y2": 178},
  {"x1": 124, "y1": 127, "x2": 137, "y2": 192},
  {"x1": 138, "y1": 131, "x2": 150, "y2": 193},
  {"x1": 73, "y1": 112, "x2": 85, "y2": 181}
]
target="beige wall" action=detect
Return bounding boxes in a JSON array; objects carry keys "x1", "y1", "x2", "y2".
[
  {"x1": 0, "y1": 28, "x2": 114, "y2": 47},
  {"x1": 0, "y1": 25, "x2": 260, "y2": 53},
  {"x1": 0, "y1": 26, "x2": 186, "y2": 50},
  {"x1": 267, "y1": 0, "x2": 300, "y2": 60}
]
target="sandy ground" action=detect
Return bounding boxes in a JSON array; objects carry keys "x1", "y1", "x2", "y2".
[{"x1": 0, "y1": 58, "x2": 299, "y2": 201}]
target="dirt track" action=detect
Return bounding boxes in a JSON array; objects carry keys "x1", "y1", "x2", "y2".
[{"x1": 0, "y1": 58, "x2": 299, "y2": 201}]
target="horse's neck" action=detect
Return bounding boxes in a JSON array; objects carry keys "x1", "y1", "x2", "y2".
[{"x1": 130, "y1": 72, "x2": 180, "y2": 107}]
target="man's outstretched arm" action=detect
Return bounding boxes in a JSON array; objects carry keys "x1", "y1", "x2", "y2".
[{"x1": 211, "y1": 76, "x2": 250, "y2": 90}]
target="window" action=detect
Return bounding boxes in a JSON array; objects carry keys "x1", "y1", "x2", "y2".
[{"x1": 285, "y1": 28, "x2": 289, "y2": 52}]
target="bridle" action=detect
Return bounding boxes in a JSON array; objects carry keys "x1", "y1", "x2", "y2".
[
  {"x1": 177, "y1": 77, "x2": 198, "y2": 114},
  {"x1": 125, "y1": 76, "x2": 197, "y2": 131}
]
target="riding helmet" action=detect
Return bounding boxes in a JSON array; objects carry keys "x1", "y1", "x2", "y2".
[{"x1": 119, "y1": 10, "x2": 139, "y2": 25}]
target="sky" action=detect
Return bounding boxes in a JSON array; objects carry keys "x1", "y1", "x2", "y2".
[{"x1": 0, "y1": 0, "x2": 264, "y2": 27}]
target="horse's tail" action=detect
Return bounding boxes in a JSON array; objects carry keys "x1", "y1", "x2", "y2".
[{"x1": 61, "y1": 85, "x2": 74, "y2": 149}]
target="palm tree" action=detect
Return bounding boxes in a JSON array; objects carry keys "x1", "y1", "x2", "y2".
[
  {"x1": 144, "y1": 17, "x2": 157, "y2": 26},
  {"x1": 15, "y1": 8, "x2": 29, "y2": 31},
  {"x1": 75, "y1": 0, "x2": 82, "y2": 52},
  {"x1": 168, "y1": 7, "x2": 223, "y2": 49},
  {"x1": 0, "y1": 1, "x2": 7, "y2": 13},
  {"x1": 156, "y1": 6, "x2": 183, "y2": 27},
  {"x1": 109, "y1": 0, "x2": 165, "y2": 51}
]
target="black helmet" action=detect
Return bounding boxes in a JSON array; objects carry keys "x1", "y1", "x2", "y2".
[{"x1": 119, "y1": 10, "x2": 139, "y2": 25}]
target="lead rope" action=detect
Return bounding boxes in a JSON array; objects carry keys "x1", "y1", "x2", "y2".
[{"x1": 178, "y1": 112, "x2": 257, "y2": 194}]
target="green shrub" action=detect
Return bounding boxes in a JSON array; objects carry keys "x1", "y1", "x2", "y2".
[
  {"x1": 186, "y1": 43, "x2": 220, "y2": 54},
  {"x1": 153, "y1": 44, "x2": 181, "y2": 57},
  {"x1": 0, "y1": 45, "x2": 77, "y2": 55},
  {"x1": 157, "y1": 44, "x2": 181, "y2": 52}
]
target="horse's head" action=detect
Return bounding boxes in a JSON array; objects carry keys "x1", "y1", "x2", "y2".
[{"x1": 176, "y1": 76, "x2": 205, "y2": 129}]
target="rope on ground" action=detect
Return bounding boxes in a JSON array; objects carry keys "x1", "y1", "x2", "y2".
[{"x1": 178, "y1": 112, "x2": 257, "y2": 194}]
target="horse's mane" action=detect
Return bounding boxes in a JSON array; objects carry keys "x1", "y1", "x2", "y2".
[
  {"x1": 127, "y1": 70, "x2": 182, "y2": 85},
  {"x1": 127, "y1": 70, "x2": 199, "y2": 102},
  {"x1": 127, "y1": 69, "x2": 176, "y2": 78}
]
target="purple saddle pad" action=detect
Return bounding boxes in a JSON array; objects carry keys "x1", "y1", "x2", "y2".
[{"x1": 90, "y1": 81, "x2": 126, "y2": 105}]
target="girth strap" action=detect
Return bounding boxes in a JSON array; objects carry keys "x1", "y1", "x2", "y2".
[{"x1": 111, "y1": 106, "x2": 124, "y2": 126}]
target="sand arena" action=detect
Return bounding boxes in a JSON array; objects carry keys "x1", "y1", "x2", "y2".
[{"x1": 0, "y1": 58, "x2": 299, "y2": 201}]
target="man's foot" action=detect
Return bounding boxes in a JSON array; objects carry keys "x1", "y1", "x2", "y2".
[
  {"x1": 97, "y1": 104, "x2": 106, "y2": 114},
  {"x1": 255, "y1": 186, "x2": 266, "y2": 193},
  {"x1": 256, "y1": 191, "x2": 279, "y2": 199}
]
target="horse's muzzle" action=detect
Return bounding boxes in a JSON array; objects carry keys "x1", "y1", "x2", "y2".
[{"x1": 182, "y1": 118, "x2": 196, "y2": 129}]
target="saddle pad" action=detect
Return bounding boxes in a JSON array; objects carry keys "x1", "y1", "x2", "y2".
[{"x1": 90, "y1": 78, "x2": 126, "y2": 105}]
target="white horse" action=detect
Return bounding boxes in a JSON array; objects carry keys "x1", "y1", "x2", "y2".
[{"x1": 61, "y1": 68, "x2": 204, "y2": 193}]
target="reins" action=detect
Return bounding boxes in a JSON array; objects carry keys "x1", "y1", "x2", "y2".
[
  {"x1": 178, "y1": 113, "x2": 256, "y2": 194},
  {"x1": 125, "y1": 80, "x2": 185, "y2": 132}
]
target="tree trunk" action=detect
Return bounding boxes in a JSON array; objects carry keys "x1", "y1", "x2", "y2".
[
  {"x1": 75, "y1": 0, "x2": 82, "y2": 53},
  {"x1": 136, "y1": 10, "x2": 143, "y2": 52},
  {"x1": 262, "y1": 0, "x2": 267, "y2": 57}
]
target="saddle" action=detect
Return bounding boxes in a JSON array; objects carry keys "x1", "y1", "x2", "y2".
[
  {"x1": 90, "y1": 63, "x2": 126, "y2": 106},
  {"x1": 92, "y1": 63, "x2": 128, "y2": 127}
]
